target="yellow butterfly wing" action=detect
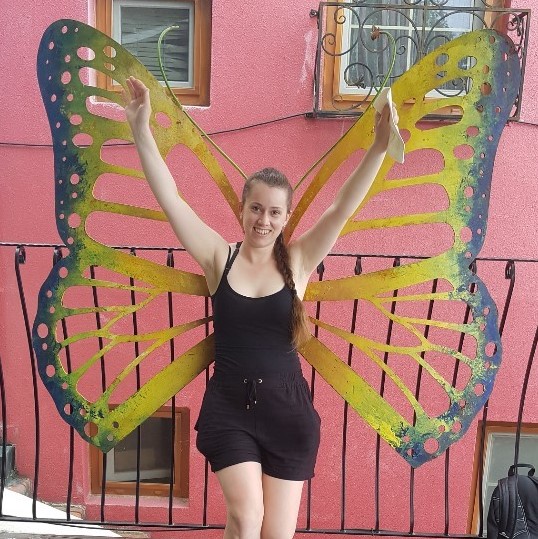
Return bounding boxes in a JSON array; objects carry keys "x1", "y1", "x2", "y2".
[
  {"x1": 34, "y1": 19, "x2": 243, "y2": 451},
  {"x1": 293, "y1": 29, "x2": 518, "y2": 466}
]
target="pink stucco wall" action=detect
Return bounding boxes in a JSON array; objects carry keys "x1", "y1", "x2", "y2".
[{"x1": 0, "y1": 0, "x2": 537, "y2": 536}]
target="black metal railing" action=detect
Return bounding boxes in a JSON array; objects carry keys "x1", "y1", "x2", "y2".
[
  {"x1": 310, "y1": 1, "x2": 530, "y2": 117},
  {"x1": 0, "y1": 241, "x2": 536, "y2": 536}
]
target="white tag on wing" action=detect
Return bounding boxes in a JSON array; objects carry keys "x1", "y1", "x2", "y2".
[{"x1": 373, "y1": 87, "x2": 405, "y2": 164}]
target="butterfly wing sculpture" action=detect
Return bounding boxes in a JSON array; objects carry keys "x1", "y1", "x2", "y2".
[{"x1": 34, "y1": 19, "x2": 519, "y2": 466}]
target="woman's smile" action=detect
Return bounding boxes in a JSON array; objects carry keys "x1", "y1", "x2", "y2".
[{"x1": 241, "y1": 182, "x2": 290, "y2": 244}]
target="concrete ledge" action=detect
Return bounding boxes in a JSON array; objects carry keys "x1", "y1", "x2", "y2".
[
  {"x1": 3, "y1": 477, "x2": 32, "y2": 498},
  {"x1": 0, "y1": 531, "x2": 116, "y2": 539},
  {"x1": 46, "y1": 506, "x2": 85, "y2": 521},
  {"x1": 0, "y1": 490, "x2": 120, "y2": 537}
]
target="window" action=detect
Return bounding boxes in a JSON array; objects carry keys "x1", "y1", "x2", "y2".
[
  {"x1": 468, "y1": 422, "x2": 538, "y2": 535},
  {"x1": 314, "y1": 0, "x2": 527, "y2": 116},
  {"x1": 96, "y1": 0, "x2": 211, "y2": 105},
  {"x1": 90, "y1": 407, "x2": 190, "y2": 498}
]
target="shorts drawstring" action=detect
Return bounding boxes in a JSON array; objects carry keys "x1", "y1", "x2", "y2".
[
  {"x1": 209, "y1": 372, "x2": 303, "y2": 409},
  {"x1": 244, "y1": 378, "x2": 263, "y2": 409}
]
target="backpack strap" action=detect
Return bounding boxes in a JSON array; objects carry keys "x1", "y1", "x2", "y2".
[
  {"x1": 509, "y1": 463, "x2": 535, "y2": 477},
  {"x1": 498, "y1": 474, "x2": 518, "y2": 539},
  {"x1": 498, "y1": 464, "x2": 535, "y2": 539}
]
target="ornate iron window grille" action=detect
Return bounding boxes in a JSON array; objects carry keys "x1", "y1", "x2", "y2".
[{"x1": 310, "y1": 1, "x2": 530, "y2": 119}]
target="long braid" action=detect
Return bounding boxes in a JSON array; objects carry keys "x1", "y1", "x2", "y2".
[
  {"x1": 273, "y1": 233, "x2": 311, "y2": 348},
  {"x1": 242, "y1": 167, "x2": 311, "y2": 348}
]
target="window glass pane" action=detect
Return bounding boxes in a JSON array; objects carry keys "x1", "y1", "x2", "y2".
[
  {"x1": 347, "y1": 27, "x2": 416, "y2": 90},
  {"x1": 108, "y1": 416, "x2": 173, "y2": 483},
  {"x1": 340, "y1": 0, "x2": 477, "y2": 95},
  {"x1": 482, "y1": 433, "x2": 538, "y2": 521},
  {"x1": 426, "y1": 10, "x2": 474, "y2": 31},
  {"x1": 117, "y1": 3, "x2": 192, "y2": 86},
  {"x1": 354, "y1": 5, "x2": 412, "y2": 28},
  {"x1": 488, "y1": 434, "x2": 538, "y2": 481},
  {"x1": 350, "y1": 6, "x2": 418, "y2": 36}
]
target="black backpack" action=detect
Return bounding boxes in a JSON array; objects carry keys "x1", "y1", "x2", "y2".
[{"x1": 487, "y1": 463, "x2": 538, "y2": 539}]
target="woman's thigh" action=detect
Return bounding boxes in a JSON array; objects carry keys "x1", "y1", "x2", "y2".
[
  {"x1": 216, "y1": 461, "x2": 264, "y2": 517},
  {"x1": 261, "y1": 473, "x2": 304, "y2": 539}
]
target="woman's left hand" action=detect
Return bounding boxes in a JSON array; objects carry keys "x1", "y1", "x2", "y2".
[{"x1": 372, "y1": 103, "x2": 399, "y2": 153}]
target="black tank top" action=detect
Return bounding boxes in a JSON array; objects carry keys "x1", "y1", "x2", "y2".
[{"x1": 211, "y1": 243, "x2": 301, "y2": 377}]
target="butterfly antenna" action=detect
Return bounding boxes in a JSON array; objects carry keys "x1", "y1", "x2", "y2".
[
  {"x1": 294, "y1": 27, "x2": 396, "y2": 192},
  {"x1": 157, "y1": 26, "x2": 248, "y2": 180}
]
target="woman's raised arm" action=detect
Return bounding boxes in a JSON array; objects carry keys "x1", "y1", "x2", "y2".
[
  {"x1": 124, "y1": 77, "x2": 228, "y2": 282},
  {"x1": 291, "y1": 104, "x2": 395, "y2": 279}
]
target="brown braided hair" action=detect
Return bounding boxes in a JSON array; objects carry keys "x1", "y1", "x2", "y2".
[{"x1": 241, "y1": 168, "x2": 311, "y2": 348}]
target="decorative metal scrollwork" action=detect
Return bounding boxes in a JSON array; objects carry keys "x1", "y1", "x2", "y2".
[{"x1": 312, "y1": 0, "x2": 530, "y2": 117}]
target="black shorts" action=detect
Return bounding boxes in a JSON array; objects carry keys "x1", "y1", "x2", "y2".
[{"x1": 194, "y1": 371, "x2": 321, "y2": 481}]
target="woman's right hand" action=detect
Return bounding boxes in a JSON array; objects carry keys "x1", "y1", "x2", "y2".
[
  {"x1": 372, "y1": 103, "x2": 397, "y2": 154},
  {"x1": 123, "y1": 76, "x2": 152, "y2": 134}
]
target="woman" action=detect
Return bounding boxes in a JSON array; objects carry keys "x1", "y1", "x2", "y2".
[{"x1": 124, "y1": 76, "x2": 395, "y2": 539}]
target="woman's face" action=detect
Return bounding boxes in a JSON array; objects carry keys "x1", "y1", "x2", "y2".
[{"x1": 241, "y1": 182, "x2": 290, "y2": 246}]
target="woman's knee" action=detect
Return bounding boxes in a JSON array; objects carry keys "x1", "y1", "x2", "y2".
[
  {"x1": 226, "y1": 504, "x2": 264, "y2": 537},
  {"x1": 261, "y1": 518, "x2": 296, "y2": 539},
  {"x1": 261, "y1": 527, "x2": 295, "y2": 539}
]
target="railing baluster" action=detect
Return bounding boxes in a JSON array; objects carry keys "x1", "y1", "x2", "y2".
[
  {"x1": 444, "y1": 259, "x2": 477, "y2": 535},
  {"x1": 0, "y1": 355, "x2": 7, "y2": 516},
  {"x1": 409, "y1": 277, "x2": 439, "y2": 534},
  {"x1": 14, "y1": 246, "x2": 40, "y2": 519},
  {"x1": 375, "y1": 256, "x2": 400, "y2": 532},
  {"x1": 340, "y1": 256, "x2": 362, "y2": 531},
  {"x1": 499, "y1": 261, "x2": 516, "y2": 336},
  {"x1": 306, "y1": 260, "x2": 325, "y2": 531},
  {"x1": 52, "y1": 246, "x2": 75, "y2": 521},
  {"x1": 167, "y1": 249, "x2": 176, "y2": 525},
  {"x1": 89, "y1": 264, "x2": 108, "y2": 523},
  {"x1": 477, "y1": 260, "x2": 516, "y2": 537},
  {"x1": 128, "y1": 248, "x2": 143, "y2": 524},
  {"x1": 513, "y1": 325, "x2": 538, "y2": 467}
]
